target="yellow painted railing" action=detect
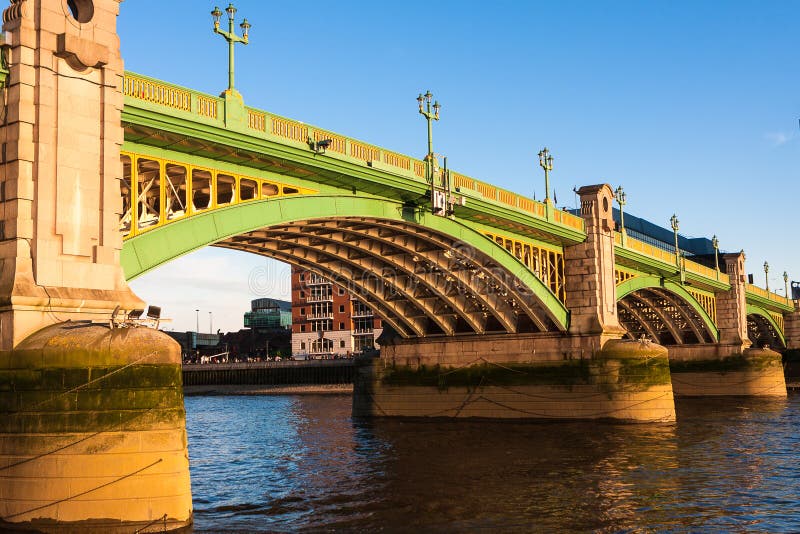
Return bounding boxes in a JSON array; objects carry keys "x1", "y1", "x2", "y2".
[
  {"x1": 123, "y1": 76, "x2": 191, "y2": 112},
  {"x1": 123, "y1": 72, "x2": 586, "y2": 235},
  {"x1": 617, "y1": 234, "x2": 730, "y2": 286},
  {"x1": 746, "y1": 284, "x2": 791, "y2": 306}
]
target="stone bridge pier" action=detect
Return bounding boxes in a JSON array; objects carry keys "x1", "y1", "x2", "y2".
[
  {"x1": 666, "y1": 253, "x2": 786, "y2": 397},
  {"x1": 354, "y1": 185, "x2": 677, "y2": 423},
  {"x1": 0, "y1": 1, "x2": 192, "y2": 531}
]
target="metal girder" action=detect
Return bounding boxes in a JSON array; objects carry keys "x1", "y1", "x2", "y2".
[
  {"x1": 215, "y1": 241, "x2": 424, "y2": 337},
  {"x1": 264, "y1": 224, "x2": 471, "y2": 330},
  {"x1": 314, "y1": 220, "x2": 537, "y2": 331},
  {"x1": 252, "y1": 229, "x2": 459, "y2": 335},
  {"x1": 651, "y1": 288, "x2": 709, "y2": 343},
  {"x1": 618, "y1": 299, "x2": 667, "y2": 343},
  {"x1": 747, "y1": 314, "x2": 784, "y2": 349},
  {"x1": 275, "y1": 223, "x2": 490, "y2": 333},
  {"x1": 618, "y1": 287, "x2": 716, "y2": 346},
  {"x1": 358, "y1": 219, "x2": 555, "y2": 330}
]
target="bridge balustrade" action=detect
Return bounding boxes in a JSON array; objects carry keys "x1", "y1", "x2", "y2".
[{"x1": 122, "y1": 72, "x2": 585, "y2": 236}]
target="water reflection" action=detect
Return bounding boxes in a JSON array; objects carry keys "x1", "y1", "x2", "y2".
[{"x1": 186, "y1": 395, "x2": 800, "y2": 532}]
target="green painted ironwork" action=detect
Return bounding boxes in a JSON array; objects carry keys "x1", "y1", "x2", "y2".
[
  {"x1": 746, "y1": 303, "x2": 787, "y2": 347},
  {"x1": 121, "y1": 194, "x2": 569, "y2": 331},
  {"x1": 616, "y1": 275, "x2": 719, "y2": 342}
]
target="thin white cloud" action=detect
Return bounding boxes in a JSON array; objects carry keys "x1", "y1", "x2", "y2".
[{"x1": 764, "y1": 132, "x2": 791, "y2": 146}]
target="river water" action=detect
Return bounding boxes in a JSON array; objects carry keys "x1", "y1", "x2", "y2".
[{"x1": 185, "y1": 393, "x2": 800, "y2": 532}]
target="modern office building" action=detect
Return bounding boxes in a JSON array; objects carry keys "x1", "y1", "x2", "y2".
[
  {"x1": 290, "y1": 266, "x2": 382, "y2": 358},
  {"x1": 243, "y1": 298, "x2": 292, "y2": 331}
]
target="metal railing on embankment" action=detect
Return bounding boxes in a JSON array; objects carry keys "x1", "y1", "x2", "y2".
[{"x1": 182, "y1": 359, "x2": 355, "y2": 386}]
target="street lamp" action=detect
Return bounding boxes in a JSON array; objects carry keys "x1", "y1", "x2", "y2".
[
  {"x1": 670, "y1": 214, "x2": 680, "y2": 267},
  {"x1": 711, "y1": 235, "x2": 720, "y2": 272},
  {"x1": 211, "y1": 3, "x2": 251, "y2": 93},
  {"x1": 417, "y1": 90, "x2": 440, "y2": 186},
  {"x1": 764, "y1": 261, "x2": 769, "y2": 292},
  {"x1": 209, "y1": 311, "x2": 213, "y2": 334},
  {"x1": 614, "y1": 186, "x2": 627, "y2": 237},
  {"x1": 195, "y1": 309, "x2": 199, "y2": 333},
  {"x1": 784, "y1": 271, "x2": 789, "y2": 298},
  {"x1": 538, "y1": 147, "x2": 554, "y2": 206}
]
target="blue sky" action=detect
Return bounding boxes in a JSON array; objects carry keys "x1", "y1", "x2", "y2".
[{"x1": 121, "y1": 1, "x2": 799, "y2": 333}]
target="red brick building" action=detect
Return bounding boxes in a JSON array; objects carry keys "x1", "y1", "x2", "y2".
[{"x1": 290, "y1": 266, "x2": 382, "y2": 358}]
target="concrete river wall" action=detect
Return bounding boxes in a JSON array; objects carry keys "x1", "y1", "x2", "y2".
[{"x1": 182, "y1": 360, "x2": 356, "y2": 386}]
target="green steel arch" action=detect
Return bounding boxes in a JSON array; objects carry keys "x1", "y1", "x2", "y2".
[
  {"x1": 616, "y1": 275, "x2": 719, "y2": 342},
  {"x1": 746, "y1": 304, "x2": 786, "y2": 348},
  {"x1": 121, "y1": 194, "x2": 569, "y2": 332}
]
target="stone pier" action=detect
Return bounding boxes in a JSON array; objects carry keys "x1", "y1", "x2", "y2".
[
  {"x1": 0, "y1": 1, "x2": 192, "y2": 531},
  {"x1": 354, "y1": 185, "x2": 677, "y2": 423},
  {"x1": 667, "y1": 253, "x2": 786, "y2": 397}
]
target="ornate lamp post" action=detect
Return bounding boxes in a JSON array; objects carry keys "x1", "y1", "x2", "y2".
[
  {"x1": 195, "y1": 308, "x2": 199, "y2": 333},
  {"x1": 417, "y1": 90, "x2": 440, "y2": 184},
  {"x1": 764, "y1": 261, "x2": 770, "y2": 292},
  {"x1": 538, "y1": 147, "x2": 554, "y2": 206},
  {"x1": 614, "y1": 186, "x2": 627, "y2": 240},
  {"x1": 670, "y1": 214, "x2": 680, "y2": 267},
  {"x1": 211, "y1": 3, "x2": 251, "y2": 93},
  {"x1": 784, "y1": 271, "x2": 789, "y2": 298},
  {"x1": 711, "y1": 234, "x2": 720, "y2": 272}
]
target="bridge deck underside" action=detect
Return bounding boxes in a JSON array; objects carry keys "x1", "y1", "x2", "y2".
[
  {"x1": 215, "y1": 217, "x2": 562, "y2": 338},
  {"x1": 618, "y1": 288, "x2": 715, "y2": 345}
]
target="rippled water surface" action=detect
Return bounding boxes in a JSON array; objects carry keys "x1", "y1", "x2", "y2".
[{"x1": 185, "y1": 394, "x2": 800, "y2": 532}]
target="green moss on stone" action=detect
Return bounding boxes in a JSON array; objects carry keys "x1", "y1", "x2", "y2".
[
  {"x1": 380, "y1": 356, "x2": 672, "y2": 391},
  {"x1": 670, "y1": 354, "x2": 780, "y2": 374}
]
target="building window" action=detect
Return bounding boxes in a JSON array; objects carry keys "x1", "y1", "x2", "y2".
[
  {"x1": 340, "y1": 340, "x2": 346, "y2": 348},
  {"x1": 339, "y1": 305, "x2": 345, "y2": 313},
  {"x1": 300, "y1": 291, "x2": 305, "y2": 299},
  {"x1": 339, "y1": 322, "x2": 345, "y2": 330},
  {"x1": 354, "y1": 317, "x2": 373, "y2": 333},
  {"x1": 311, "y1": 319, "x2": 333, "y2": 332},
  {"x1": 311, "y1": 338, "x2": 333, "y2": 354},
  {"x1": 300, "y1": 307, "x2": 305, "y2": 315},
  {"x1": 338, "y1": 287, "x2": 345, "y2": 296},
  {"x1": 300, "y1": 325, "x2": 306, "y2": 332},
  {"x1": 300, "y1": 273, "x2": 305, "y2": 281},
  {"x1": 300, "y1": 342, "x2": 306, "y2": 350}
]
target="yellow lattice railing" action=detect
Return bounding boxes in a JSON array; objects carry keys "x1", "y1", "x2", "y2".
[
  {"x1": 688, "y1": 289, "x2": 717, "y2": 324},
  {"x1": 484, "y1": 231, "x2": 566, "y2": 304},
  {"x1": 312, "y1": 130, "x2": 347, "y2": 154},
  {"x1": 122, "y1": 72, "x2": 588, "y2": 235},
  {"x1": 746, "y1": 284, "x2": 791, "y2": 306},
  {"x1": 123, "y1": 75, "x2": 191, "y2": 112},
  {"x1": 383, "y1": 151, "x2": 411, "y2": 171},
  {"x1": 684, "y1": 260, "x2": 721, "y2": 281},
  {"x1": 248, "y1": 109, "x2": 266, "y2": 132},
  {"x1": 498, "y1": 190, "x2": 516, "y2": 207},
  {"x1": 350, "y1": 141, "x2": 380, "y2": 162},
  {"x1": 271, "y1": 117, "x2": 308, "y2": 143},
  {"x1": 197, "y1": 96, "x2": 218, "y2": 119}
]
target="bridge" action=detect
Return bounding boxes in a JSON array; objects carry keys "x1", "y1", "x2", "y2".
[
  {"x1": 119, "y1": 71, "x2": 794, "y2": 352},
  {"x1": 1, "y1": 2, "x2": 798, "y2": 531}
]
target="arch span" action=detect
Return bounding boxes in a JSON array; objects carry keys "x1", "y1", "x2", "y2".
[
  {"x1": 616, "y1": 275, "x2": 718, "y2": 345},
  {"x1": 746, "y1": 304, "x2": 786, "y2": 349},
  {"x1": 121, "y1": 195, "x2": 569, "y2": 337}
]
